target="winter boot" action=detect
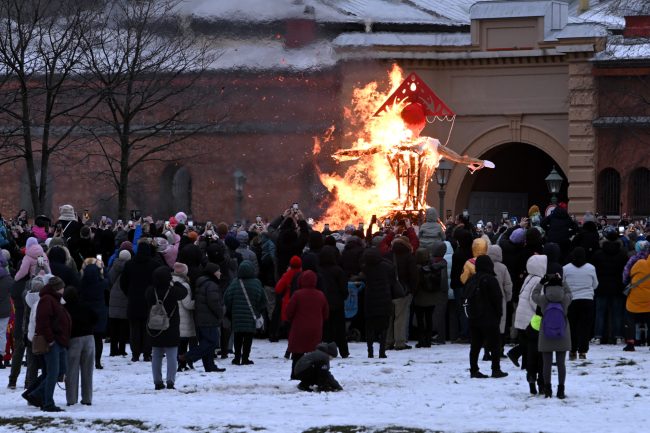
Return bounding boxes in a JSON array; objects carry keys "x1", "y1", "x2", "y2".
[
  {"x1": 526, "y1": 374, "x2": 537, "y2": 395},
  {"x1": 491, "y1": 370, "x2": 508, "y2": 378},
  {"x1": 367, "y1": 346, "x2": 374, "y2": 359},
  {"x1": 154, "y1": 382, "x2": 165, "y2": 390},
  {"x1": 578, "y1": 353, "x2": 587, "y2": 360},
  {"x1": 544, "y1": 384, "x2": 552, "y2": 398},
  {"x1": 470, "y1": 370, "x2": 488, "y2": 379},
  {"x1": 623, "y1": 343, "x2": 635, "y2": 352},
  {"x1": 506, "y1": 348, "x2": 520, "y2": 367},
  {"x1": 568, "y1": 352, "x2": 577, "y2": 361},
  {"x1": 556, "y1": 384, "x2": 566, "y2": 399}
]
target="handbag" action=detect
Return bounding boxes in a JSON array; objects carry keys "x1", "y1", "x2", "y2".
[
  {"x1": 239, "y1": 279, "x2": 264, "y2": 330},
  {"x1": 623, "y1": 272, "x2": 650, "y2": 297},
  {"x1": 32, "y1": 335, "x2": 50, "y2": 355},
  {"x1": 391, "y1": 254, "x2": 406, "y2": 299}
]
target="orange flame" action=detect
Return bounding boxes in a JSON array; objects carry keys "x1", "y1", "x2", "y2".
[{"x1": 314, "y1": 64, "x2": 419, "y2": 229}]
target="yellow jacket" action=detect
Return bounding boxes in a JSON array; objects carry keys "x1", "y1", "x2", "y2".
[
  {"x1": 460, "y1": 238, "x2": 489, "y2": 284},
  {"x1": 627, "y1": 257, "x2": 650, "y2": 313}
]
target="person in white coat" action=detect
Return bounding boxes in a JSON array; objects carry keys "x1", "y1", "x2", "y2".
[
  {"x1": 488, "y1": 245, "x2": 513, "y2": 351},
  {"x1": 173, "y1": 263, "x2": 196, "y2": 371},
  {"x1": 563, "y1": 247, "x2": 598, "y2": 360},
  {"x1": 514, "y1": 254, "x2": 547, "y2": 394}
]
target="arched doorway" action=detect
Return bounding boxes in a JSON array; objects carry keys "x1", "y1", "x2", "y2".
[
  {"x1": 159, "y1": 165, "x2": 192, "y2": 218},
  {"x1": 460, "y1": 142, "x2": 568, "y2": 223}
]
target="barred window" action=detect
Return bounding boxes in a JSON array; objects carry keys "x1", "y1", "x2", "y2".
[
  {"x1": 632, "y1": 167, "x2": 650, "y2": 216},
  {"x1": 598, "y1": 168, "x2": 620, "y2": 216}
]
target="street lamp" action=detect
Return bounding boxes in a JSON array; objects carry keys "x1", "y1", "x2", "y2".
[
  {"x1": 545, "y1": 166, "x2": 563, "y2": 205},
  {"x1": 435, "y1": 159, "x2": 452, "y2": 217},
  {"x1": 234, "y1": 169, "x2": 246, "y2": 224}
]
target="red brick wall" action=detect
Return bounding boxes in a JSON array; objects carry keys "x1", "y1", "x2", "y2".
[{"x1": 0, "y1": 69, "x2": 342, "y2": 223}]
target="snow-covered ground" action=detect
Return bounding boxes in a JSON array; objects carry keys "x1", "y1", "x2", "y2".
[{"x1": 1, "y1": 341, "x2": 649, "y2": 433}]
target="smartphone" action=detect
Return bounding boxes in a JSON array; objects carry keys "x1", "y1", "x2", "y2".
[
  {"x1": 324, "y1": 223, "x2": 330, "y2": 230},
  {"x1": 130, "y1": 209, "x2": 141, "y2": 220},
  {"x1": 95, "y1": 254, "x2": 102, "y2": 261},
  {"x1": 619, "y1": 226, "x2": 625, "y2": 234},
  {"x1": 256, "y1": 216, "x2": 262, "y2": 223},
  {"x1": 83, "y1": 209, "x2": 90, "y2": 220},
  {"x1": 188, "y1": 220, "x2": 194, "y2": 228},
  {"x1": 511, "y1": 217, "x2": 518, "y2": 225},
  {"x1": 477, "y1": 223, "x2": 483, "y2": 229},
  {"x1": 292, "y1": 203, "x2": 299, "y2": 211},
  {"x1": 384, "y1": 218, "x2": 391, "y2": 227}
]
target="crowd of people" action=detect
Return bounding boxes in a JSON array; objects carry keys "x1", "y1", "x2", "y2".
[{"x1": 0, "y1": 201, "x2": 649, "y2": 410}]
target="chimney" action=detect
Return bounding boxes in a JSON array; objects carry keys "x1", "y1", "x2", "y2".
[
  {"x1": 579, "y1": 0, "x2": 589, "y2": 13},
  {"x1": 284, "y1": 7, "x2": 316, "y2": 48},
  {"x1": 624, "y1": 15, "x2": 650, "y2": 38}
]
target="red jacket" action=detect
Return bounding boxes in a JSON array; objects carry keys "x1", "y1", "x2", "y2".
[
  {"x1": 35, "y1": 285, "x2": 72, "y2": 348},
  {"x1": 275, "y1": 267, "x2": 302, "y2": 322},
  {"x1": 286, "y1": 271, "x2": 329, "y2": 354},
  {"x1": 379, "y1": 227, "x2": 419, "y2": 256}
]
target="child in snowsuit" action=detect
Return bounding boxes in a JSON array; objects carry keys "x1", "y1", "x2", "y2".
[{"x1": 293, "y1": 342, "x2": 342, "y2": 392}]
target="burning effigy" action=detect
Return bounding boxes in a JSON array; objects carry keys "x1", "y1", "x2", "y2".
[{"x1": 314, "y1": 65, "x2": 494, "y2": 228}]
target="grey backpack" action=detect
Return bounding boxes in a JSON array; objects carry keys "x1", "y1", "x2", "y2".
[{"x1": 147, "y1": 286, "x2": 175, "y2": 336}]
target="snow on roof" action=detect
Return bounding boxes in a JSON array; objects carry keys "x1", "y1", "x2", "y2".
[
  {"x1": 593, "y1": 35, "x2": 650, "y2": 62},
  {"x1": 573, "y1": 0, "x2": 627, "y2": 29},
  {"x1": 470, "y1": 0, "x2": 562, "y2": 20},
  {"x1": 208, "y1": 39, "x2": 336, "y2": 71},
  {"x1": 410, "y1": 0, "x2": 495, "y2": 24},
  {"x1": 551, "y1": 22, "x2": 609, "y2": 39},
  {"x1": 317, "y1": 0, "x2": 449, "y2": 24},
  {"x1": 333, "y1": 32, "x2": 471, "y2": 48}
]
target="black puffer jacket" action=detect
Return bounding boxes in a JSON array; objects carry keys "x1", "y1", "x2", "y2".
[
  {"x1": 341, "y1": 236, "x2": 364, "y2": 279},
  {"x1": 361, "y1": 248, "x2": 394, "y2": 318},
  {"x1": 319, "y1": 246, "x2": 348, "y2": 312},
  {"x1": 392, "y1": 241, "x2": 418, "y2": 295},
  {"x1": 592, "y1": 240, "x2": 628, "y2": 296},
  {"x1": 48, "y1": 246, "x2": 81, "y2": 289},
  {"x1": 466, "y1": 256, "x2": 503, "y2": 328},
  {"x1": 451, "y1": 229, "x2": 473, "y2": 290},
  {"x1": 193, "y1": 264, "x2": 224, "y2": 327},
  {"x1": 541, "y1": 207, "x2": 577, "y2": 251},
  {"x1": 571, "y1": 221, "x2": 601, "y2": 261},
  {"x1": 120, "y1": 243, "x2": 159, "y2": 320}
]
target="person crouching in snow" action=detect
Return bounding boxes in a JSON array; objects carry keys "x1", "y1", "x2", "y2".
[{"x1": 293, "y1": 342, "x2": 342, "y2": 392}]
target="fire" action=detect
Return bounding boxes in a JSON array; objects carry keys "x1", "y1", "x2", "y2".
[{"x1": 314, "y1": 64, "x2": 417, "y2": 229}]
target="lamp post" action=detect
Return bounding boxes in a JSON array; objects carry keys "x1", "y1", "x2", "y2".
[
  {"x1": 435, "y1": 159, "x2": 452, "y2": 217},
  {"x1": 234, "y1": 169, "x2": 246, "y2": 224},
  {"x1": 545, "y1": 166, "x2": 563, "y2": 205}
]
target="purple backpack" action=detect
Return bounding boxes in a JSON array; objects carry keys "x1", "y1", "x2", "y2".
[{"x1": 542, "y1": 302, "x2": 566, "y2": 339}]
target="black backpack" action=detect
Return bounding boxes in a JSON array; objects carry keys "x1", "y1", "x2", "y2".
[
  {"x1": 461, "y1": 274, "x2": 486, "y2": 319},
  {"x1": 419, "y1": 264, "x2": 443, "y2": 293}
]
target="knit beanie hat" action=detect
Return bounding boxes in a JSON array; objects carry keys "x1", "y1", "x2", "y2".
[
  {"x1": 58, "y1": 204, "x2": 76, "y2": 221},
  {"x1": 289, "y1": 255, "x2": 302, "y2": 269},
  {"x1": 118, "y1": 250, "x2": 132, "y2": 261},
  {"x1": 26, "y1": 237, "x2": 39, "y2": 249},
  {"x1": 49, "y1": 237, "x2": 66, "y2": 249},
  {"x1": 224, "y1": 235, "x2": 240, "y2": 251},
  {"x1": 635, "y1": 240, "x2": 650, "y2": 253},
  {"x1": 152, "y1": 266, "x2": 172, "y2": 289},
  {"x1": 509, "y1": 228, "x2": 526, "y2": 245},
  {"x1": 173, "y1": 262, "x2": 188, "y2": 275},
  {"x1": 175, "y1": 212, "x2": 188, "y2": 224},
  {"x1": 120, "y1": 241, "x2": 133, "y2": 253}
]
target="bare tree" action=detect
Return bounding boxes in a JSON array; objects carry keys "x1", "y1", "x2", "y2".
[
  {"x1": 83, "y1": 0, "x2": 215, "y2": 219},
  {"x1": 0, "y1": 0, "x2": 101, "y2": 215}
]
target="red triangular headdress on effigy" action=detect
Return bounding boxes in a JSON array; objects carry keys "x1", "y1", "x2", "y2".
[{"x1": 373, "y1": 72, "x2": 456, "y2": 120}]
